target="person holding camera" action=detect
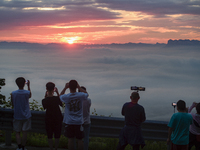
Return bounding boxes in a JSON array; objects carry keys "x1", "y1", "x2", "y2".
[
  {"x1": 60, "y1": 80, "x2": 88, "y2": 150},
  {"x1": 42, "y1": 82, "x2": 63, "y2": 150},
  {"x1": 167, "y1": 100, "x2": 193, "y2": 150},
  {"x1": 117, "y1": 92, "x2": 146, "y2": 150},
  {"x1": 188, "y1": 102, "x2": 200, "y2": 150},
  {"x1": 11, "y1": 77, "x2": 32, "y2": 150}
]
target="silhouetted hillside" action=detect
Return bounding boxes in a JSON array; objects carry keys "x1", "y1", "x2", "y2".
[
  {"x1": 0, "y1": 41, "x2": 46, "y2": 49},
  {"x1": 0, "y1": 41, "x2": 71, "y2": 50},
  {"x1": 0, "y1": 41, "x2": 165, "y2": 50},
  {"x1": 167, "y1": 39, "x2": 200, "y2": 46}
]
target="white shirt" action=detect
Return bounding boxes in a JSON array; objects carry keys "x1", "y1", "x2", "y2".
[
  {"x1": 83, "y1": 98, "x2": 91, "y2": 124},
  {"x1": 60, "y1": 92, "x2": 88, "y2": 125}
]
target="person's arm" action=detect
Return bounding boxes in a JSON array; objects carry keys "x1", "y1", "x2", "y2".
[
  {"x1": 44, "y1": 91, "x2": 48, "y2": 98},
  {"x1": 58, "y1": 97, "x2": 63, "y2": 107},
  {"x1": 27, "y1": 80, "x2": 32, "y2": 98},
  {"x1": 88, "y1": 98, "x2": 91, "y2": 107},
  {"x1": 167, "y1": 127, "x2": 173, "y2": 145},
  {"x1": 121, "y1": 104, "x2": 125, "y2": 116},
  {"x1": 188, "y1": 102, "x2": 197, "y2": 113},
  {"x1": 77, "y1": 83, "x2": 89, "y2": 100},
  {"x1": 77, "y1": 83, "x2": 88, "y2": 94},
  {"x1": 42, "y1": 99, "x2": 46, "y2": 110},
  {"x1": 60, "y1": 83, "x2": 69, "y2": 95},
  {"x1": 54, "y1": 87, "x2": 59, "y2": 96},
  {"x1": 141, "y1": 108, "x2": 146, "y2": 122},
  {"x1": 11, "y1": 93, "x2": 14, "y2": 108}
]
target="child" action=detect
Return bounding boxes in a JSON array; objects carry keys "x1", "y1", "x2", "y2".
[
  {"x1": 167, "y1": 100, "x2": 193, "y2": 150},
  {"x1": 42, "y1": 82, "x2": 63, "y2": 150},
  {"x1": 60, "y1": 80, "x2": 88, "y2": 150},
  {"x1": 188, "y1": 102, "x2": 200, "y2": 150},
  {"x1": 11, "y1": 77, "x2": 32, "y2": 150}
]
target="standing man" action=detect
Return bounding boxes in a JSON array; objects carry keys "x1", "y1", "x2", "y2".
[
  {"x1": 117, "y1": 92, "x2": 146, "y2": 150},
  {"x1": 79, "y1": 86, "x2": 91, "y2": 150},
  {"x1": 60, "y1": 80, "x2": 88, "y2": 150},
  {"x1": 167, "y1": 100, "x2": 193, "y2": 150},
  {"x1": 42, "y1": 82, "x2": 63, "y2": 150},
  {"x1": 11, "y1": 77, "x2": 32, "y2": 150}
]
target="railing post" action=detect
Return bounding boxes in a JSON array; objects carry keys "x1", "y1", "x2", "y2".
[
  {"x1": 5, "y1": 130, "x2": 12, "y2": 146},
  {"x1": 0, "y1": 130, "x2": 16, "y2": 148}
]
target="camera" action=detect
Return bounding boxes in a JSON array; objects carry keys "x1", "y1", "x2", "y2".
[
  {"x1": 172, "y1": 102, "x2": 176, "y2": 106},
  {"x1": 130, "y1": 86, "x2": 145, "y2": 91}
]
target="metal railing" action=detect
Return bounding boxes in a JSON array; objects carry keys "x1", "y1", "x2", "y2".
[{"x1": 0, "y1": 108, "x2": 169, "y2": 148}]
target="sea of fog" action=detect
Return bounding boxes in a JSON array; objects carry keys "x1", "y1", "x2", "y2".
[{"x1": 0, "y1": 43, "x2": 200, "y2": 121}]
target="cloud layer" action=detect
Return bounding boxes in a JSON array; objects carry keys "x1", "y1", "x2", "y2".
[{"x1": 0, "y1": 42, "x2": 200, "y2": 121}]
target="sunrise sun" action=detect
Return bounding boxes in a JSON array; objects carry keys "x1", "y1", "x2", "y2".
[{"x1": 61, "y1": 36, "x2": 80, "y2": 44}]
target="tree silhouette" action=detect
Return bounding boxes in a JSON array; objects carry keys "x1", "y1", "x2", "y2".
[{"x1": 0, "y1": 78, "x2": 6, "y2": 104}]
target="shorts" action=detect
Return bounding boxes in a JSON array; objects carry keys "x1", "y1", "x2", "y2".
[
  {"x1": 64, "y1": 124, "x2": 84, "y2": 139},
  {"x1": 119, "y1": 126, "x2": 145, "y2": 147},
  {"x1": 45, "y1": 120, "x2": 62, "y2": 139},
  {"x1": 171, "y1": 143, "x2": 188, "y2": 150},
  {"x1": 13, "y1": 118, "x2": 31, "y2": 132}
]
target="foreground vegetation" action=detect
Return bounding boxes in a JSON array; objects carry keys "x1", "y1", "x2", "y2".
[
  {"x1": 0, "y1": 131, "x2": 169, "y2": 150},
  {"x1": 0, "y1": 131, "x2": 197, "y2": 150}
]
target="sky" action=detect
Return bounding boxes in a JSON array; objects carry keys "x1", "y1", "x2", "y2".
[
  {"x1": 0, "y1": 42, "x2": 200, "y2": 121},
  {"x1": 0, "y1": 0, "x2": 200, "y2": 44}
]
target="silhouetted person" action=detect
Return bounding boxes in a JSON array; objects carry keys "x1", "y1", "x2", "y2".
[
  {"x1": 42, "y1": 82, "x2": 63, "y2": 150},
  {"x1": 11, "y1": 77, "x2": 32, "y2": 150},
  {"x1": 117, "y1": 92, "x2": 146, "y2": 150},
  {"x1": 167, "y1": 100, "x2": 193, "y2": 150},
  {"x1": 60, "y1": 80, "x2": 88, "y2": 150},
  {"x1": 188, "y1": 102, "x2": 200, "y2": 150},
  {"x1": 79, "y1": 86, "x2": 91, "y2": 150}
]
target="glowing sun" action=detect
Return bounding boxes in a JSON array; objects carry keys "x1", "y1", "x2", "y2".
[{"x1": 62, "y1": 36, "x2": 80, "y2": 44}]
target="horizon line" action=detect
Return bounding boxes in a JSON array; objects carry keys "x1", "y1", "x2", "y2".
[{"x1": 1, "y1": 39, "x2": 200, "y2": 46}]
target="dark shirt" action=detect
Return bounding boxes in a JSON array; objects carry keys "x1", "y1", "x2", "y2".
[
  {"x1": 42, "y1": 96, "x2": 63, "y2": 122},
  {"x1": 122, "y1": 102, "x2": 146, "y2": 127}
]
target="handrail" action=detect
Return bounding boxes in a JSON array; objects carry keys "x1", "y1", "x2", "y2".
[{"x1": 0, "y1": 108, "x2": 169, "y2": 147}]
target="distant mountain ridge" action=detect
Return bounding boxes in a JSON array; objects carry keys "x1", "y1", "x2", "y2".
[
  {"x1": 0, "y1": 39, "x2": 200, "y2": 49},
  {"x1": 167, "y1": 39, "x2": 200, "y2": 46}
]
